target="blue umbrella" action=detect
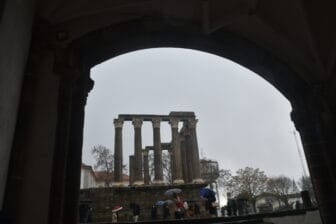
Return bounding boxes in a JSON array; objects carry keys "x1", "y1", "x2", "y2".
[
  {"x1": 199, "y1": 188, "x2": 216, "y2": 199},
  {"x1": 155, "y1": 200, "x2": 166, "y2": 206}
]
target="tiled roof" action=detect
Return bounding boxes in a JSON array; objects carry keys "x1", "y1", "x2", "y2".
[
  {"x1": 81, "y1": 163, "x2": 129, "y2": 182},
  {"x1": 94, "y1": 171, "x2": 129, "y2": 182}
]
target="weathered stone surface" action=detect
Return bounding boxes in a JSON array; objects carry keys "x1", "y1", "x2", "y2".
[{"x1": 80, "y1": 183, "x2": 207, "y2": 222}]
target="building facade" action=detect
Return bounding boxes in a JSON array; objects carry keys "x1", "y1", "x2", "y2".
[{"x1": 80, "y1": 163, "x2": 129, "y2": 189}]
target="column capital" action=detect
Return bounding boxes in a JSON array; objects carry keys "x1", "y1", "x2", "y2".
[
  {"x1": 152, "y1": 118, "x2": 161, "y2": 129},
  {"x1": 169, "y1": 118, "x2": 179, "y2": 129},
  {"x1": 187, "y1": 119, "x2": 198, "y2": 129},
  {"x1": 113, "y1": 118, "x2": 124, "y2": 128},
  {"x1": 132, "y1": 118, "x2": 143, "y2": 128}
]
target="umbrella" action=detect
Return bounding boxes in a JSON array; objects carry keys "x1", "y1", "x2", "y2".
[
  {"x1": 164, "y1": 188, "x2": 182, "y2": 196},
  {"x1": 112, "y1": 205, "x2": 123, "y2": 212},
  {"x1": 155, "y1": 200, "x2": 166, "y2": 206},
  {"x1": 199, "y1": 188, "x2": 216, "y2": 199},
  {"x1": 165, "y1": 199, "x2": 174, "y2": 205}
]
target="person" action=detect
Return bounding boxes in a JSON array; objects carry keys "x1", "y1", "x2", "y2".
[
  {"x1": 111, "y1": 212, "x2": 118, "y2": 223},
  {"x1": 227, "y1": 199, "x2": 237, "y2": 216},
  {"x1": 231, "y1": 199, "x2": 238, "y2": 216},
  {"x1": 221, "y1": 206, "x2": 226, "y2": 216},
  {"x1": 87, "y1": 206, "x2": 93, "y2": 223},
  {"x1": 205, "y1": 195, "x2": 217, "y2": 217},
  {"x1": 295, "y1": 200, "x2": 301, "y2": 210},
  {"x1": 186, "y1": 203, "x2": 194, "y2": 217},
  {"x1": 183, "y1": 201, "x2": 189, "y2": 211},
  {"x1": 79, "y1": 204, "x2": 92, "y2": 223},
  {"x1": 163, "y1": 204, "x2": 170, "y2": 219},
  {"x1": 237, "y1": 199, "x2": 244, "y2": 216},
  {"x1": 151, "y1": 205, "x2": 157, "y2": 220},
  {"x1": 226, "y1": 202, "x2": 232, "y2": 216},
  {"x1": 130, "y1": 203, "x2": 140, "y2": 222},
  {"x1": 194, "y1": 203, "x2": 201, "y2": 217},
  {"x1": 173, "y1": 194, "x2": 185, "y2": 219}
]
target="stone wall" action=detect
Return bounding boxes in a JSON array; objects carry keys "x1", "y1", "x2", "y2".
[{"x1": 80, "y1": 183, "x2": 207, "y2": 222}]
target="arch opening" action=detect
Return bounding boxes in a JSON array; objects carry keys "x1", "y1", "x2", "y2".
[{"x1": 79, "y1": 47, "x2": 315, "y2": 222}]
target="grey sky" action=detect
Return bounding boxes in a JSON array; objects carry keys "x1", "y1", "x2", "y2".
[{"x1": 82, "y1": 48, "x2": 309, "y2": 180}]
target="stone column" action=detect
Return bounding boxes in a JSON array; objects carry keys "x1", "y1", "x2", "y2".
[
  {"x1": 143, "y1": 149, "x2": 150, "y2": 185},
  {"x1": 291, "y1": 103, "x2": 336, "y2": 224},
  {"x1": 170, "y1": 118, "x2": 184, "y2": 184},
  {"x1": 152, "y1": 118, "x2": 164, "y2": 184},
  {"x1": 132, "y1": 119, "x2": 144, "y2": 185},
  {"x1": 180, "y1": 136, "x2": 189, "y2": 183},
  {"x1": 62, "y1": 75, "x2": 93, "y2": 224},
  {"x1": 188, "y1": 119, "x2": 203, "y2": 183},
  {"x1": 185, "y1": 129, "x2": 194, "y2": 183},
  {"x1": 129, "y1": 155, "x2": 135, "y2": 186},
  {"x1": 113, "y1": 118, "x2": 124, "y2": 186}
]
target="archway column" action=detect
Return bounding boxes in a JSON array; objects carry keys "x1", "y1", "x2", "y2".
[
  {"x1": 4, "y1": 47, "x2": 79, "y2": 224},
  {"x1": 291, "y1": 97, "x2": 336, "y2": 224},
  {"x1": 62, "y1": 74, "x2": 93, "y2": 224}
]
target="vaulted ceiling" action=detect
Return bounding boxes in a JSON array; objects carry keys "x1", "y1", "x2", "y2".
[{"x1": 35, "y1": 0, "x2": 336, "y2": 98}]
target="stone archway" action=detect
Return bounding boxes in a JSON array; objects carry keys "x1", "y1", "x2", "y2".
[
  {"x1": 5, "y1": 17, "x2": 336, "y2": 224},
  {"x1": 68, "y1": 18, "x2": 333, "y2": 223}
]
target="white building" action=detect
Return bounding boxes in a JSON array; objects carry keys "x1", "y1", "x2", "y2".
[
  {"x1": 80, "y1": 163, "x2": 97, "y2": 189},
  {"x1": 80, "y1": 163, "x2": 130, "y2": 189}
]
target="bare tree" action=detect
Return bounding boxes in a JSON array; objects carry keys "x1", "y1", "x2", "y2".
[
  {"x1": 147, "y1": 151, "x2": 172, "y2": 183},
  {"x1": 267, "y1": 175, "x2": 298, "y2": 208},
  {"x1": 298, "y1": 175, "x2": 316, "y2": 203},
  {"x1": 217, "y1": 169, "x2": 232, "y2": 188},
  {"x1": 91, "y1": 145, "x2": 114, "y2": 186},
  {"x1": 230, "y1": 167, "x2": 268, "y2": 212},
  {"x1": 216, "y1": 169, "x2": 233, "y2": 201}
]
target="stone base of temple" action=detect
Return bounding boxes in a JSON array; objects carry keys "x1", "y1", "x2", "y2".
[
  {"x1": 192, "y1": 178, "x2": 204, "y2": 184},
  {"x1": 173, "y1": 179, "x2": 185, "y2": 184},
  {"x1": 132, "y1": 180, "x2": 144, "y2": 186},
  {"x1": 80, "y1": 183, "x2": 207, "y2": 222},
  {"x1": 152, "y1": 180, "x2": 165, "y2": 185},
  {"x1": 112, "y1": 182, "x2": 124, "y2": 187}
]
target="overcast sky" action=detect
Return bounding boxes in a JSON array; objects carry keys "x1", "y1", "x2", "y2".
[{"x1": 82, "y1": 48, "x2": 309, "y2": 181}]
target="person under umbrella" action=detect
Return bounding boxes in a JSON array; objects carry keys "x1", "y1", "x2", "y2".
[
  {"x1": 164, "y1": 188, "x2": 182, "y2": 197},
  {"x1": 155, "y1": 200, "x2": 166, "y2": 206},
  {"x1": 199, "y1": 188, "x2": 217, "y2": 217},
  {"x1": 111, "y1": 205, "x2": 123, "y2": 223},
  {"x1": 163, "y1": 203, "x2": 170, "y2": 219},
  {"x1": 151, "y1": 205, "x2": 158, "y2": 220},
  {"x1": 130, "y1": 202, "x2": 140, "y2": 223}
]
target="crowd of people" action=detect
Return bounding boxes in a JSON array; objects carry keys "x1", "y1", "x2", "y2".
[
  {"x1": 80, "y1": 187, "x2": 219, "y2": 223},
  {"x1": 149, "y1": 192, "x2": 203, "y2": 221}
]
